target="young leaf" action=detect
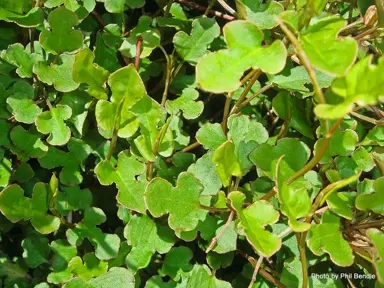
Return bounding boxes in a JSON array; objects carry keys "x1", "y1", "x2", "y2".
[
  {"x1": 66, "y1": 207, "x2": 121, "y2": 260},
  {"x1": 48, "y1": 240, "x2": 77, "y2": 284},
  {"x1": 173, "y1": 17, "x2": 220, "y2": 64},
  {"x1": 69, "y1": 253, "x2": 108, "y2": 281},
  {"x1": 196, "y1": 123, "x2": 226, "y2": 151},
  {"x1": 124, "y1": 215, "x2": 175, "y2": 272},
  {"x1": 299, "y1": 15, "x2": 358, "y2": 77},
  {"x1": 73, "y1": 48, "x2": 110, "y2": 100},
  {"x1": 229, "y1": 191, "x2": 281, "y2": 257},
  {"x1": 326, "y1": 192, "x2": 356, "y2": 220},
  {"x1": 35, "y1": 104, "x2": 72, "y2": 146},
  {"x1": 307, "y1": 210, "x2": 354, "y2": 266},
  {"x1": 166, "y1": 88, "x2": 204, "y2": 119},
  {"x1": 39, "y1": 7, "x2": 83, "y2": 55},
  {"x1": 315, "y1": 56, "x2": 384, "y2": 119},
  {"x1": 196, "y1": 20, "x2": 287, "y2": 93},
  {"x1": 0, "y1": 183, "x2": 61, "y2": 234},
  {"x1": 95, "y1": 150, "x2": 147, "y2": 213},
  {"x1": 1, "y1": 43, "x2": 37, "y2": 78},
  {"x1": 145, "y1": 172, "x2": 205, "y2": 232},
  {"x1": 355, "y1": 177, "x2": 384, "y2": 214},
  {"x1": 212, "y1": 141, "x2": 242, "y2": 187}
]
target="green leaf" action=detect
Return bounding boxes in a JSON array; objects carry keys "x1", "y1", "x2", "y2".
[
  {"x1": 22, "y1": 235, "x2": 50, "y2": 268},
  {"x1": 39, "y1": 138, "x2": 92, "y2": 186},
  {"x1": 48, "y1": 240, "x2": 77, "y2": 284},
  {"x1": 166, "y1": 88, "x2": 203, "y2": 119},
  {"x1": 272, "y1": 91, "x2": 313, "y2": 138},
  {"x1": 361, "y1": 126, "x2": 384, "y2": 146},
  {"x1": 69, "y1": 253, "x2": 108, "y2": 281},
  {"x1": 1, "y1": 43, "x2": 38, "y2": 78},
  {"x1": 229, "y1": 191, "x2": 281, "y2": 257},
  {"x1": 0, "y1": 183, "x2": 61, "y2": 234},
  {"x1": 250, "y1": 138, "x2": 311, "y2": 179},
  {"x1": 196, "y1": 20, "x2": 287, "y2": 93},
  {"x1": 95, "y1": 150, "x2": 146, "y2": 213},
  {"x1": 173, "y1": 17, "x2": 220, "y2": 64},
  {"x1": 236, "y1": 0, "x2": 284, "y2": 29},
  {"x1": 66, "y1": 207, "x2": 121, "y2": 260},
  {"x1": 39, "y1": 7, "x2": 83, "y2": 55},
  {"x1": 307, "y1": 210, "x2": 354, "y2": 266},
  {"x1": 178, "y1": 264, "x2": 231, "y2": 288},
  {"x1": 87, "y1": 267, "x2": 135, "y2": 288},
  {"x1": 120, "y1": 16, "x2": 160, "y2": 58},
  {"x1": 356, "y1": 177, "x2": 384, "y2": 214},
  {"x1": 188, "y1": 153, "x2": 222, "y2": 196},
  {"x1": 34, "y1": 54, "x2": 79, "y2": 92},
  {"x1": 73, "y1": 48, "x2": 110, "y2": 100},
  {"x1": 10, "y1": 126, "x2": 48, "y2": 160},
  {"x1": 55, "y1": 186, "x2": 93, "y2": 215},
  {"x1": 212, "y1": 141, "x2": 242, "y2": 187},
  {"x1": 145, "y1": 276, "x2": 176, "y2": 288},
  {"x1": 124, "y1": 215, "x2": 175, "y2": 272},
  {"x1": 159, "y1": 246, "x2": 193, "y2": 281},
  {"x1": 6, "y1": 81, "x2": 41, "y2": 124},
  {"x1": 276, "y1": 158, "x2": 311, "y2": 232},
  {"x1": 326, "y1": 192, "x2": 356, "y2": 220},
  {"x1": 315, "y1": 56, "x2": 384, "y2": 119},
  {"x1": 352, "y1": 147, "x2": 375, "y2": 172},
  {"x1": 0, "y1": 253, "x2": 29, "y2": 285},
  {"x1": 196, "y1": 123, "x2": 226, "y2": 150},
  {"x1": 145, "y1": 172, "x2": 205, "y2": 232},
  {"x1": 105, "y1": 0, "x2": 126, "y2": 13},
  {"x1": 367, "y1": 229, "x2": 384, "y2": 284},
  {"x1": 299, "y1": 15, "x2": 358, "y2": 77},
  {"x1": 0, "y1": 6, "x2": 44, "y2": 27},
  {"x1": 227, "y1": 114, "x2": 269, "y2": 173}
]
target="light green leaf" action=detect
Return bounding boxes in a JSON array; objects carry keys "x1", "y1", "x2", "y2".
[
  {"x1": 236, "y1": 0, "x2": 284, "y2": 29},
  {"x1": 166, "y1": 88, "x2": 203, "y2": 119},
  {"x1": 0, "y1": 183, "x2": 61, "y2": 234},
  {"x1": 315, "y1": 56, "x2": 384, "y2": 119},
  {"x1": 229, "y1": 191, "x2": 281, "y2": 257},
  {"x1": 367, "y1": 229, "x2": 384, "y2": 284},
  {"x1": 10, "y1": 126, "x2": 48, "y2": 160},
  {"x1": 56, "y1": 186, "x2": 93, "y2": 215},
  {"x1": 73, "y1": 48, "x2": 110, "y2": 100},
  {"x1": 326, "y1": 192, "x2": 356, "y2": 220},
  {"x1": 34, "y1": 54, "x2": 79, "y2": 92},
  {"x1": 0, "y1": 155, "x2": 11, "y2": 189},
  {"x1": 66, "y1": 207, "x2": 121, "y2": 260},
  {"x1": 0, "y1": 6, "x2": 44, "y2": 27},
  {"x1": 124, "y1": 215, "x2": 175, "y2": 272},
  {"x1": 87, "y1": 267, "x2": 135, "y2": 288},
  {"x1": 69, "y1": 253, "x2": 108, "y2": 281},
  {"x1": 105, "y1": 0, "x2": 126, "y2": 13},
  {"x1": 145, "y1": 172, "x2": 205, "y2": 232},
  {"x1": 22, "y1": 235, "x2": 50, "y2": 268},
  {"x1": 299, "y1": 15, "x2": 358, "y2": 77},
  {"x1": 39, "y1": 7, "x2": 83, "y2": 55},
  {"x1": 196, "y1": 123, "x2": 226, "y2": 150},
  {"x1": 356, "y1": 177, "x2": 384, "y2": 214},
  {"x1": 6, "y1": 81, "x2": 41, "y2": 124},
  {"x1": 145, "y1": 276, "x2": 176, "y2": 288},
  {"x1": 212, "y1": 141, "x2": 242, "y2": 187},
  {"x1": 1, "y1": 43, "x2": 38, "y2": 78},
  {"x1": 307, "y1": 210, "x2": 354, "y2": 266},
  {"x1": 179, "y1": 265, "x2": 231, "y2": 288},
  {"x1": 159, "y1": 246, "x2": 193, "y2": 281},
  {"x1": 361, "y1": 126, "x2": 384, "y2": 146},
  {"x1": 35, "y1": 104, "x2": 72, "y2": 146},
  {"x1": 95, "y1": 150, "x2": 146, "y2": 213},
  {"x1": 196, "y1": 20, "x2": 287, "y2": 93},
  {"x1": 173, "y1": 17, "x2": 220, "y2": 64}
]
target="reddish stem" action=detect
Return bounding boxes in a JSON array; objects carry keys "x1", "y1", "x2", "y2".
[
  {"x1": 135, "y1": 36, "x2": 143, "y2": 70},
  {"x1": 175, "y1": 0, "x2": 235, "y2": 21}
]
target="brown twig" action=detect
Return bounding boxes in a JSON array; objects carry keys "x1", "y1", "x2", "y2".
[
  {"x1": 249, "y1": 256, "x2": 264, "y2": 288},
  {"x1": 135, "y1": 36, "x2": 143, "y2": 70},
  {"x1": 91, "y1": 10, "x2": 107, "y2": 27},
  {"x1": 175, "y1": 0, "x2": 235, "y2": 21},
  {"x1": 206, "y1": 211, "x2": 234, "y2": 253}
]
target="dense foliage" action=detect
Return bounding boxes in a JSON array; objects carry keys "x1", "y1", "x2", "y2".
[{"x1": 0, "y1": 0, "x2": 384, "y2": 287}]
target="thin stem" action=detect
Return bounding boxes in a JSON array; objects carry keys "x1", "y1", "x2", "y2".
[
  {"x1": 231, "y1": 70, "x2": 261, "y2": 114},
  {"x1": 107, "y1": 96, "x2": 126, "y2": 161},
  {"x1": 174, "y1": 0, "x2": 235, "y2": 21},
  {"x1": 158, "y1": 46, "x2": 172, "y2": 107},
  {"x1": 165, "y1": 0, "x2": 173, "y2": 15},
  {"x1": 199, "y1": 204, "x2": 231, "y2": 213},
  {"x1": 217, "y1": 0, "x2": 237, "y2": 16},
  {"x1": 348, "y1": 0, "x2": 355, "y2": 24},
  {"x1": 248, "y1": 256, "x2": 264, "y2": 288},
  {"x1": 278, "y1": 19, "x2": 326, "y2": 105},
  {"x1": 91, "y1": 11, "x2": 107, "y2": 27},
  {"x1": 297, "y1": 233, "x2": 308, "y2": 288},
  {"x1": 222, "y1": 93, "x2": 233, "y2": 134},
  {"x1": 240, "y1": 69, "x2": 259, "y2": 85},
  {"x1": 350, "y1": 111, "x2": 384, "y2": 126},
  {"x1": 233, "y1": 83, "x2": 273, "y2": 114},
  {"x1": 277, "y1": 101, "x2": 292, "y2": 140},
  {"x1": 286, "y1": 118, "x2": 343, "y2": 184},
  {"x1": 121, "y1": 12, "x2": 126, "y2": 35},
  {"x1": 260, "y1": 187, "x2": 277, "y2": 201},
  {"x1": 205, "y1": 0, "x2": 217, "y2": 16},
  {"x1": 182, "y1": 141, "x2": 200, "y2": 152},
  {"x1": 206, "y1": 211, "x2": 234, "y2": 253},
  {"x1": 354, "y1": 26, "x2": 378, "y2": 40},
  {"x1": 350, "y1": 220, "x2": 384, "y2": 230},
  {"x1": 135, "y1": 36, "x2": 143, "y2": 70}
]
